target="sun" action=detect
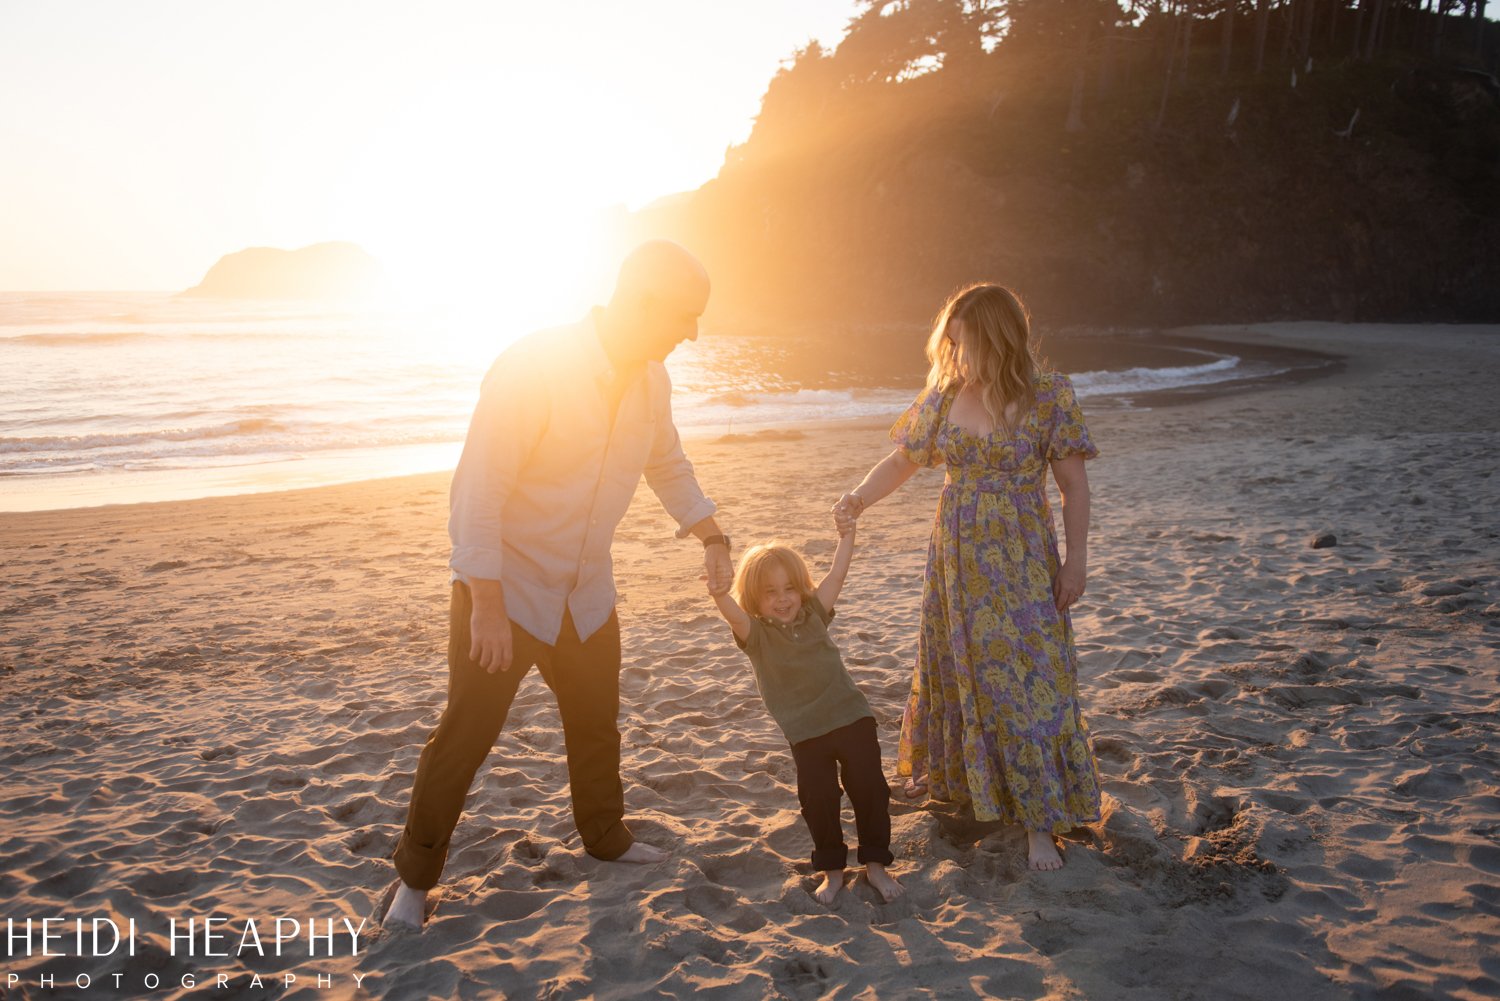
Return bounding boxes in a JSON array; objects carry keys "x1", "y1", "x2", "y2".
[{"x1": 330, "y1": 74, "x2": 640, "y2": 345}]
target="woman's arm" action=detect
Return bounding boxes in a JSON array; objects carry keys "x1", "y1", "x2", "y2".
[
  {"x1": 835, "y1": 449, "x2": 920, "y2": 529},
  {"x1": 815, "y1": 525, "x2": 856, "y2": 611},
  {"x1": 711, "y1": 589, "x2": 753, "y2": 643},
  {"x1": 1049, "y1": 454, "x2": 1090, "y2": 612}
]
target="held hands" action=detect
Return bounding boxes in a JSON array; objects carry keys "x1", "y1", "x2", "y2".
[
  {"x1": 704, "y1": 544, "x2": 733, "y2": 597},
  {"x1": 1052, "y1": 558, "x2": 1086, "y2": 613},
  {"x1": 832, "y1": 492, "x2": 865, "y2": 536}
]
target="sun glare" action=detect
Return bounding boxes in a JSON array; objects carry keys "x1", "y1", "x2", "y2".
[{"x1": 330, "y1": 74, "x2": 656, "y2": 348}]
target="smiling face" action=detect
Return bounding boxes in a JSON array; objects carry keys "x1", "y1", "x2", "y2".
[
  {"x1": 755, "y1": 563, "x2": 803, "y2": 624},
  {"x1": 732, "y1": 543, "x2": 815, "y2": 626}
]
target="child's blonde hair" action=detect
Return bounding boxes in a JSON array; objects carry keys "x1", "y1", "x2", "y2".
[{"x1": 732, "y1": 543, "x2": 815, "y2": 617}]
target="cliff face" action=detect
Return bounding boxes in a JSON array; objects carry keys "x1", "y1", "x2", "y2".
[
  {"x1": 629, "y1": 10, "x2": 1500, "y2": 329},
  {"x1": 182, "y1": 242, "x2": 386, "y2": 302}
]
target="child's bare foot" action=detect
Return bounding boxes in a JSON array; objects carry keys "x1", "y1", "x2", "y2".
[
  {"x1": 384, "y1": 882, "x2": 427, "y2": 928},
  {"x1": 615, "y1": 841, "x2": 669, "y2": 864},
  {"x1": 1027, "y1": 829, "x2": 1064, "y2": 871},
  {"x1": 864, "y1": 862, "x2": 905, "y2": 902},
  {"x1": 813, "y1": 869, "x2": 845, "y2": 904}
]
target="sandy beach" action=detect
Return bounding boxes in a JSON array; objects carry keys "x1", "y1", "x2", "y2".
[{"x1": 2, "y1": 322, "x2": 1498, "y2": 1001}]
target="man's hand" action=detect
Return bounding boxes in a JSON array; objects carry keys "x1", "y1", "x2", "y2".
[
  {"x1": 1052, "y1": 558, "x2": 1086, "y2": 613},
  {"x1": 704, "y1": 544, "x2": 733, "y2": 597},
  {"x1": 469, "y1": 609, "x2": 514, "y2": 673}
]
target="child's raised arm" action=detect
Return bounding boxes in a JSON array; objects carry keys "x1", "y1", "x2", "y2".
[
  {"x1": 710, "y1": 585, "x2": 753, "y2": 643},
  {"x1": 815, "y1": 524, "x2": 856, "y2": 611}
]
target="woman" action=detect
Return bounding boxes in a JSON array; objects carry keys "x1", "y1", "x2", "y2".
[{"x1": 834, "y1": 283, "x2": 1101, "y2": 871}]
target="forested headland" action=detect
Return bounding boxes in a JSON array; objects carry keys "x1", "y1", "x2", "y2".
[{"x1": 631, "y1": 0, "x2": 1500, "y2": 328}]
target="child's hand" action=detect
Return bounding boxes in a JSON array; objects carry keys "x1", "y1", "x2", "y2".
[
  {"x1": 832, "y1": 492, "x2": 864, "y2": 535},
  {"x1": 704, "y1": 544, "x2": 733, "y2": 597},
  {"x1": 702, "y1": 569, "x2": 731, "y2": 597}
]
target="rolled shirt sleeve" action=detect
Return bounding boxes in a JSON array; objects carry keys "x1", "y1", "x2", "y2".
[
  {"x1": 448, "y1": 355, "x2": 549, "y2": 581},
  {"x1": 642, "y1": 364, "x2": 717, "y2": 538}
]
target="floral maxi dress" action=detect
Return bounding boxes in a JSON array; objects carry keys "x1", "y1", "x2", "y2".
[{"x1": 892, "y1": 372, "x2": 1102, "y2": 831}]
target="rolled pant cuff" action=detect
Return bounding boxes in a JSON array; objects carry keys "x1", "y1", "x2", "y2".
[
  {"x1": 584, "y1": 820, "x2": 635, "y2": 861},
  {"x1": 812, "y1": 846, "x2": 849, "y2": 871},
  {"x1": 857, "y1": 846, "x2": 895, "y2": 866},
  {"x1": 393, "y1": 831, "x2": 447, "y2": 892}
]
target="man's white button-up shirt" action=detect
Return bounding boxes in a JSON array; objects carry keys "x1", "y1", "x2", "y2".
[{"x1": 448, "y1": 311, "x2": 716, "y2": 645}]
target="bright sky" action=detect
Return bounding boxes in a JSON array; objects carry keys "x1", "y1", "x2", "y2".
[{"x1": 0, "y1": 1, "x2": 858, "y2": 307}]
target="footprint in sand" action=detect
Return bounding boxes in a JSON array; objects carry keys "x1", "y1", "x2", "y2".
[
  {"x1": 344, "y1": 828, "x2": 381, "y2": 856},
  {"x1": 1188, "y1": 796, "x2": 1242, "y2": 835},
  {"x1": 696, "y1": 850, "x2": 787, "y2": 891},
  {"x1": 682, "y1": 884, "x2": 768, "y2": 933},
  {"x1": 1254, "y1": 790, "x2": 1311, "y2": 815},
  {"x1": 1021, "y1": 914, "x2": 1083, "y2": 957},
  {"x1": 1269, "y1": 684, "x2": 1365, "y2": 709},
  {"x1": 1392, "y1": 767, "x2": 1466, "y2": 799},
  {"x1": 1091, "y1": 735, "x2": 1136, "y2": 764},
  {"x1": 1186, "y1": 678, "x2": 1235, "y2": 700},
  {"x1": 476, "y1": 888, "x2": 552, "y2": 923},
  {"x1": 777, "y1": 958, "x2": 832, "y2": 1000}
]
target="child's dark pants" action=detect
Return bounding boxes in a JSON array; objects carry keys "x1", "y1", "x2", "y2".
[{"x1": 790, "y1": 716, "x2": 895, "y2": 871}]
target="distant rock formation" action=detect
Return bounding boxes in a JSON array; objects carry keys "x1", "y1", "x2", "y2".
[{"x1": 181, "y1": 242, "x2": 387, "y2": 301}]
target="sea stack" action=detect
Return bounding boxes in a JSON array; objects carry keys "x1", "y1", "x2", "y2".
[{"x1": 181, "y1": 242, "x2": 386, "y2": 302}]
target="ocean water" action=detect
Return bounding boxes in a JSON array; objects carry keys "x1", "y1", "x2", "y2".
[{"x1": 0, "y1": 293, "x2": 1284, "y2": 511}]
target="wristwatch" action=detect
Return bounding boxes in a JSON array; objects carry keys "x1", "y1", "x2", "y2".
[{"x1": 701, "y1": 534, "x2": 731, "y2": 550}]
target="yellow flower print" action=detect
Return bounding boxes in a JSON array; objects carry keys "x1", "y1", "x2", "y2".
[
  {"x1": 973, "y1": 606, "x2": 1001, "y2": 639},
  {"x1": 1029, "y1": 677, "x2": 1059, "y2": 715},
  {"x1": 1004, "y1": 533, "x2": 1025, "y2": 562},
  {"x1": 897, "y1": 371, "x2": 1102, "y2": 830}
]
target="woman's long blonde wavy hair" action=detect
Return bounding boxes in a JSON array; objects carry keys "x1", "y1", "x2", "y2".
[{"x1": 924, "y1": 283, "x2": 1039, "y2": 434}]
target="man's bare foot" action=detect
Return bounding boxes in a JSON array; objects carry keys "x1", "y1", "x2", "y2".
[
  {"x1": 615, "y1": 841, "x2": 669, "y2": 864},
  {"x1": 1027, "y1": 829, "x2": 1064, "y2": 871},
  {"x1": 385, "y1": 882, "x2": 427, "y2": 928},
  {"x1": 813, "y1": 869, "x2": 845, "y2": 905},
  {"x1": 864, "y1": 862, "x2": 905, "y2": 902}
]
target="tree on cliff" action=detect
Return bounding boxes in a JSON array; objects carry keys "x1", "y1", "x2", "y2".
[{"x1": 630, "y1": 0, "x2": 1500, "y2": 326}]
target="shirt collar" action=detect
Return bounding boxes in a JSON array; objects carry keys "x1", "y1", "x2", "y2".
[{"x1": 758, "y1": 600, "x2": 813, "y2": 629}]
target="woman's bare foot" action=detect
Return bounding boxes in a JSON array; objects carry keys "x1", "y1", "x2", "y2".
[
  {"x1": 813, "y1": 869, "x2": 845, "y2": 904},
  {"x1": 901, "y1": 774, "x2": 928, "y2": 799},
  {"x1": 384, "y1": 882, "x2": 427, "y2": 928},
  {"x1": 1027, "y1": 829, "x2": 1064, "y2": 871},
  {"x1": 615, "y1": 841, "x2": 669, "y2": 864},
  {"x1": 864, "y1": 862, "x2": 905, "y2": 902}
]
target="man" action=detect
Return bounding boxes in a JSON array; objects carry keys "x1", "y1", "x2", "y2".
[{"x1": 384, "y1": 241, "x2": 732, "y2": 927}]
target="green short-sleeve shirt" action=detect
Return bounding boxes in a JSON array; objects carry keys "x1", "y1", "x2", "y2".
[{"x1": 734, "y1": 593, "x2": 874, "y2": 746}]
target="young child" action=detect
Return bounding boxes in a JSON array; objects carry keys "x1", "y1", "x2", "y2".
[{"x1": 707, "y1": 522, "x2": 905, "y2": 904}]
